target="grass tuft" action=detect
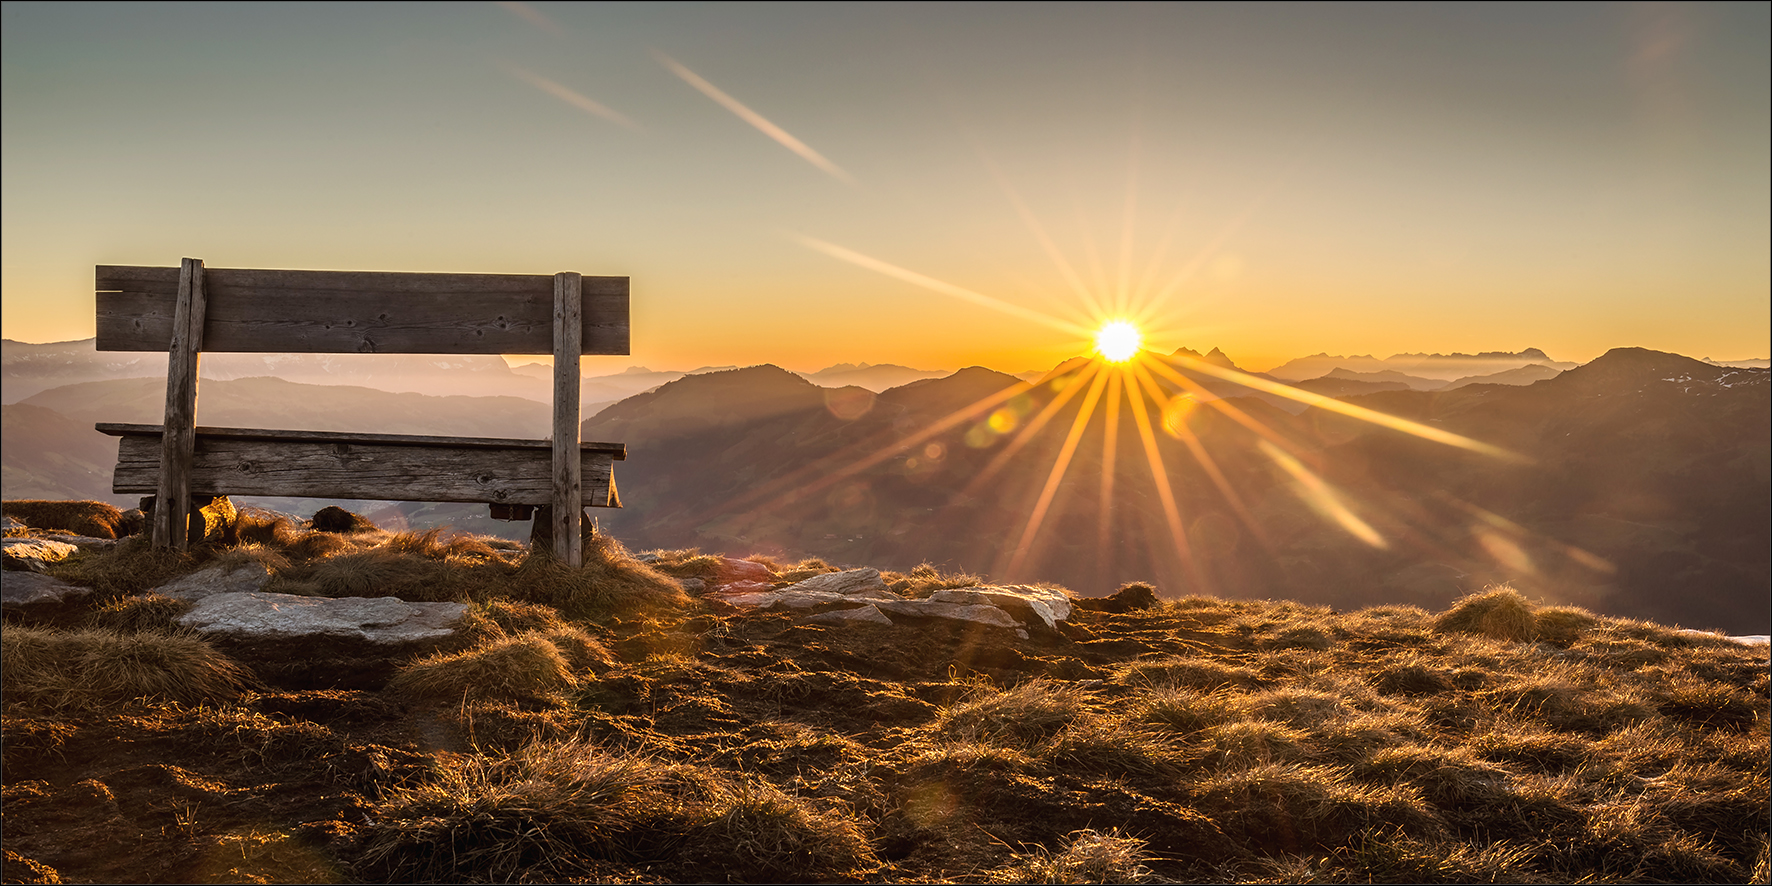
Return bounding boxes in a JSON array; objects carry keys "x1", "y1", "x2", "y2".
[
  {"x1": 986, "y1": 829, "x2": 1156, "y2": 884},
  {"x1": 1115, "y1": 657, "x2": 1265, "y2": 691},
  {"x1": 882, "y1": 562, "x2": 984, "y2": 597},
  {"x1": 388, "y1": 633, "x2": 579, "y2": 707},
  {"x1": 1434, "y1": 586, "x2": 1538, "y2": 643},
  {"x1": 641, "y1": 547, "x2": 726, "y2": 579},
  {"x1": 1, "y1": 626, "x2": 249, "y2": 712},
  {"x1": 1656, "y1": 680, "x2": 1763, "y2": 731},
  {"x1": 934, "y1": 680, "x2": 1090, "y2": 747},
  {"x1": 358, "y1": 738, "x2": 879, "y2": 883},
  {"x1": 82, "y1": 593, "x2": 194, "y2": 633},
  {"x1": 356, "y1": 739, "x2": 667, "y2": 882},
  {"x1": 1134, "y1": 686, "x2": 1248, "y2": 735}
]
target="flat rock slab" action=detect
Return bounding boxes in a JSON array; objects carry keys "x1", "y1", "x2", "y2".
[
  {"x1": 927, "y1": 586, "x2": 1072, "y2": 629},
  {"x1": 38, "y1": 533, "x2": 121, "y2": 550},
  {"x1": 154, "y1": 562, "x2": 272, "y2": 601},
  {"x1": 2, "y1": 570, "x2": 94, "y2": 615},
  {"x1": 875, "y1": 599, "x2": 1022, "y2": 631},
  {"x1": 716, "y1": 557, "x2": 775, "y2": 583},
  {"x1": 802, "y1": 604, "x2": 894, "y2": 626},
  {"x1": 2, "y1": 538, "x2": 80, "y2": 573},
  {"x1": 786, "y1": 568, "x2": 891, "y2": 597},
  {"x1": 178, "y1": 592, "x2": 468, "y2": 644}
]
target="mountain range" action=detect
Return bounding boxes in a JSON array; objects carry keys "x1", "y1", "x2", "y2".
[
  {"x1": 2, "y1": 339, "x2": 962, "y2": 406},
  {"x1": 569, "y1": 348, "x2": 1766, "y2": 631},
  {"x1": 5, "y1": 341, "x2": 1765, "y2": 630}
]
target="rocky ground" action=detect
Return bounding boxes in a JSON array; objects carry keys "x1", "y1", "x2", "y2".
[{"x1": 3, "y1": 504, "x2": 1768, "y2": 883}]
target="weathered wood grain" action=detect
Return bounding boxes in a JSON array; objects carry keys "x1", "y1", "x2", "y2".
[
  {"x1": 153, "y1": 258, "x2": 205, "y2": 550},
  {"x1": 96, "y1": 265, "x2": 628, "y2": 355},
  {"x1": 553, "y1": 272, "x2": 584, "y2": 567},
  {"x1": 110, "y1": 433, "x2": 619, "y2": 506},
  {"x1": 96, "y1": 423, "x2": 625, "y2": 457}
]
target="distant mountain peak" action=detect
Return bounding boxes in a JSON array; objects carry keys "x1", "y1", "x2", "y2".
[
  {"x1": 1202, "y1": 347, "x2": 1241, "y2": 370},
  {"x1": 1547, "y1": 347, "x2": 1729, "y2": 392}
]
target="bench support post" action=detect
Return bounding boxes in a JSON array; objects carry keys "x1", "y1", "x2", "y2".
[
  {"x1": 552, "y1": 272, "x2": 583, "y2": 566},
  {"x1": 152, "y1": 257, "x2": 205, "y2": 550}
]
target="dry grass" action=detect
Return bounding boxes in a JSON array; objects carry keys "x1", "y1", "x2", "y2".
[
  {"x1": 358, "y1": 737, "x2": 880, "y2": 883},
  {"x1": 48, "y1": 513, "x2": 686, "y2": 624},
  {"x1": 502, "y1": 533, "x2": 689, "y2": 617},
  {"x1": 934, "y1": 679, "x2": 1091, "y2": 746},
  {"x1": 881, "y1": 562, "x2": 984, "y2": 597},
  {"x1": 388, "y1": 633, "x2": 582, "y2": 707},
  {"x1": 6, "y1": 520, "x2": 1766, "y2": 885},
  {"x1": 1, "y1": 626, "x2": 249, "y2": 712},
  {"x1": 1433, "y1": 586, "x2": 1539, "y2": 642},
  {"x1": 82, "y1": 593, "x2": 194, "y2": 632},
  {"x1": 1135, "y1": 686, "x2": 1249, "y2": 734},
  {"x1": 1115, "y1": 656, "x2": 1267, "y2": 691},
  {"x1": 985, "y1": 829, "x2": 1157, "y2": 884},
  {"x1": 356, "y1": 739, "x2": 669, "y2": 882},
  {"x1": 45, "y1": 541, "x2": 197, "y2": 597},
  {"x1": 641, "y1": 547, "x2": 727, "y2": 579},
  {"x1": 2, "y1": 499, "x2": 132, "y2": 539}
]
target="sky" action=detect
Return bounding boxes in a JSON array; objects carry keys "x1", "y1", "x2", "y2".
[{"x1": 3, "y1": 2, "x2": 1767, "y2": 373}]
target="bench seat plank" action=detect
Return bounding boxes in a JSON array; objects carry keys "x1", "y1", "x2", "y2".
[
  {"x1": 97, "y1": 423, "x2": 626, "y2": 456},
  {"x1": 101, "y1": 424, "x2": 620, "y2": 507},
  {"x1": 96, "y1": 266, "x2": 628, "y2": 355}
]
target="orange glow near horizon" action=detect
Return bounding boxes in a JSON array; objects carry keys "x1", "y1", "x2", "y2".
[{"x1": 789, "y1": 163, "x2": 1542, "y2": 585}]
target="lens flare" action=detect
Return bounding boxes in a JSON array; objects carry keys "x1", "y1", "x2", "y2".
[{"x1": 1095, "y1": 321, "x2": 1141, "y2": 362}]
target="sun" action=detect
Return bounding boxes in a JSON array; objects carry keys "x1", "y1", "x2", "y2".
[{"x1": 1094, "y1": 320, "x2": 1142, "y2": 362}]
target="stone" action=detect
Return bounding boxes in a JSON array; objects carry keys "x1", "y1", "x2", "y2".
[
  {"x1": 39, "y1": 533, "x2": 120, "y2": 551},
  {"x1": 874, "y1": 599, "x2": 1022, "y2": 631},
  {"x1": 153, "y1": 562, "x2": 272, "y2": 601},
  {"x1": 177, "y1": 592, "x2": 472, "y2": 690},
  {"x1": 311, "y1": 506, "x2": 378, "y2": 533},
  {"x1": 676, "y1": 577, "x2": 708, "y2": 594},
  {"x1": 716, "y1": 557, "x2": 775, "y2": 583},
  {"x1": 714, "y1": 579, "x2": 776, "y2": 597},
  {"x1": 2, "y1": 537, "x2": 79, "y2": 573},
  {"x1": 802, "y1": 604, "x2": 894, "y2": 626},
  {"x1": 927, "y1": 585, "x2": 1073, "y2": 629},
  {"x1": 178, "y1": 591, "x2": 468, "y2": 644},
  {"x1": 722, "y1": 579, "x2": 899, "y2": 611},
  {"x1": 2, "y1": 570, "x2": 94, "y2": 615},
  {"x1": 3, "y1": 515, "x2": 26, "y2": 531},
  {"x1": 785, "y1": 567, "x2": 891, "y2": 598}
]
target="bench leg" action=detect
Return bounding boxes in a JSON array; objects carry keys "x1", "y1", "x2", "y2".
[
  {"x1": 140, "y1": 495, "x2": 238, "y2": 547},
  {"x1": 529, "y1": 505, "x2": 595, "y2": 558}
]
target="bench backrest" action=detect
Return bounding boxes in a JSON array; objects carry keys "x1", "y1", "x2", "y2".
[
  {"x1": 96, "y1": 265, "x2": 628, "y2": 355},
  {"x1": 96, "y1": 258, "x2": 628, "y2": 565}
]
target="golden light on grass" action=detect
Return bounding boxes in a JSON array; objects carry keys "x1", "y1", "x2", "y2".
[{"x1": 1094, "y1": 321, "x2": 1142, "y2": 362}]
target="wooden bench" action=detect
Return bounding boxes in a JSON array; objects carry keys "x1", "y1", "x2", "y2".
[{"x1": 94, "y1": 259, "x2": 630, "y2": 566}]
